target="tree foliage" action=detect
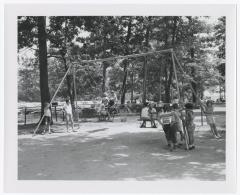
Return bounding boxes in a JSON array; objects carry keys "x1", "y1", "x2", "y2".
[{"x1": 18, "y1": 16, "x2": 226, "y2": 104}]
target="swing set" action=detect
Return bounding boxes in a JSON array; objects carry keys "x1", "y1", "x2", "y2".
[{"x1": 33, "y1": 48, "x2": 203, "y2": 139}]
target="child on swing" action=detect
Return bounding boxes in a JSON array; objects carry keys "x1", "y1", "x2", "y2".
[{"x1": 63, "y1": 98, "x2": 74, "y2": 133}]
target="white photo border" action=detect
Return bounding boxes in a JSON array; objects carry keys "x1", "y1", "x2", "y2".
[{"x1": 4, "y1": 3, "x2": 237, "y2": 193}]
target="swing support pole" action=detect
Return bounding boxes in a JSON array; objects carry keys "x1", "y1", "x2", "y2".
[
  {"x1": 171, "y1": 49, "x2": 181, "y2": 104},
  {"x1": 73, "y1": 64, "x2": 78, "y2": 108},
  {"x1": 33, "y1": 62, "x2": 74, "y2": 136}
]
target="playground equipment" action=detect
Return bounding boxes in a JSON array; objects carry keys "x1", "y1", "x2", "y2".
[{"x1": 33, "y1": 48, "x2": 207, "y2": 150}]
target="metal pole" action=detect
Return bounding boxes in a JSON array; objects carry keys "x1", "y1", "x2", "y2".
[
  {"x1": 73, "y1": 64, "x2": 78, "y2": 109},
  {"x1": 74, "y1": 48, "x2": 172, "y2": 64},
  {"x1": 173, "y1": 52, "x2": 199, "y2": 101},
  {"x1": 173, "y1": 52, "x2": 206, "y2": 111},
  {"x1": 201, "y1": 107, "x2": 203, "y2": 126}
]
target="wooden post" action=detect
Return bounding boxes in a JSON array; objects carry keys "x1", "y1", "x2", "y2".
[
  {"x1": 24, "y1": 107, "x2": 27, "y2": 125},
  {"x1": 142, "y1": 56, "x2": 147, "y2": 103},
  {"x1": 201, "y1": 107, "x2": 203, "y2": 126},
  {"x1": 55, "y1": 106, "x2": 57, "y2": 121}
]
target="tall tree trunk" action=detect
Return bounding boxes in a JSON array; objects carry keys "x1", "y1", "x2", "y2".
[
  {"x1": 37, "y1": 16, "x2": 50, "y2": 116},
  {"x1": 190, "y1": 48, "x2": 197, "y2": 103},
  {"x1": 142, "y1": 56, "x2": 148, "y2": 103},
  {"x1": 142, "y1": 16, "x2": 152, "y2": 103},
  {"x1": 164, "y1": 17, "x2": 178, "y2": 103},
  {"x1": 159, "y1": 68, "x2": 162, "y2": 102},
  {"x1": 102, "y1": 63, "x2": 107, "y2": 94},
  {"x1": 164, "y1": 61, "x2": 173, "y2": 103},
  {"x1": 120, "y1": 60, "x2": 128, "y2": 104},
  {"x1": 120, "y1": 18, "x2": 132, "y2": 105},
  {"x1": 131, "y1": 68, "x2": 134, "y2": 103}
]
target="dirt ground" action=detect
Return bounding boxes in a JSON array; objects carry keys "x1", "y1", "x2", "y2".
[{"x1": 18, "y1": 115, "x2": 226, "y2": 181}]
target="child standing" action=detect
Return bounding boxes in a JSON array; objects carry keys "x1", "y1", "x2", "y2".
[
  {"x1": 158, "y1": 104, "x2": 176, "y2": 151},
  {"x1": 63, "y1": 99, "x2": 74, "y2": 133},
  {"x1": 43, "y1": 102, "x2": 52, "y2": 134},
  {"x1": 171, "y1": 103, "x2": 184, "y2": 144},
  {"x1": 140, "y1": 102, "x2": 149, "y2": 128},
  {"x1": 201, "y1": 100, "x2": 221, "y2": 138},
  {"x1": 184, "y1": 103, "x2": 196, "y2": 150},
  {"x1": 149, "y1": 103, "x2": 157, "y2": 128}
]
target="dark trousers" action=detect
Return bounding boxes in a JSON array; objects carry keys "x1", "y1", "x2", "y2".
[
  {"x1": 163, "y1": 124, "x2": 177, "y2": 144},
  {"x1": 210, "y1": 123, "x2": 219, "y2": 136}
]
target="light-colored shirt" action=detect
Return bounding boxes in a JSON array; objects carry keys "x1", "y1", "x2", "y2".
[
  {"x1": 172, "y1": 110, "x2": 181, "y2": 124},
  {"x1": 159, "y1": 112, "x2": 172, "y2": 125},
  {"x1": 141, "y1": 107, "x2": 149, "y2": 118},
  {"x1": 63, "y1": 103, "x2": 72, "y2": 115},
  {"x1": 44, "y1": 107, "x2": 51, "y2": 117}
]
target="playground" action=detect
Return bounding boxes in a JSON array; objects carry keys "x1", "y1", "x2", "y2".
[
  {"x1": 18, "y1": 16, "x2": 226, "y2": 181},
  {"x1": 18, "y1": 105, "x2": 225, "y2": 180}
]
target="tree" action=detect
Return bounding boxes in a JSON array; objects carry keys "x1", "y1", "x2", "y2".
[
  {"x1": 18, "y1": 16, "x2": 50, "y2": 116},
  {"x1": 37, "y1": 17, "x2": 51, "y2": 115},
  {"x1": 48, "y1": 16, "x2": 82, "y2": 111}
]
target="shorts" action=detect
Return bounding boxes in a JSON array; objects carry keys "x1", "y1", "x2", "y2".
[
  {"x1": 66, "y1": 113, "x2": 73, "y2": 121},
  {"x1": 186, "y1": 124, "x2": 195, "y2": 132},
  {"x1": 171, "y1": 122, "x2": 182, "y2": 132},
  {"x1": 44, "y1": 116, "x2": 51, "y2": 125},
  {"x1": 206, "y1": 115, "x2": 215, "y2": 125}
]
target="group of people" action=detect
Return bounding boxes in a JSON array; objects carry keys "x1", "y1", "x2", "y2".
[
  {"x1": 140, "y1": 102, "x2": 158, "y2": 128},
  {"x1": 41, "y1": 95, "x2": 221, "y2": 150},
  {"x1": 42, "y1": 91, "x2": 118, "y2": 134},
  {"x1": 97, "y1": 91, "x2": 118, "y2": 119},
  {"x1": 158, "y1": 103, "x2": 195, "y2": 151},
  {"x1": 42, "y1": 98, "x2": 75, "y2": 135},
  {"x1": 141, "y1": 100, "x2": 221, "y2": 151}
]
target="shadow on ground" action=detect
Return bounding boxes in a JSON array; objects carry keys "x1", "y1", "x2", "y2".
[{"x1": 18, "y1": 119, "x2": 225, "y2": 181}]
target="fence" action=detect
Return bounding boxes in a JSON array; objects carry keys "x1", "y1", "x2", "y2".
[
  {"x1": 18, "y1": 105, "x2": 67, "y2": 125},
  {"x1": 18, "y1": 102, "x2": 225, "y2": 126}
]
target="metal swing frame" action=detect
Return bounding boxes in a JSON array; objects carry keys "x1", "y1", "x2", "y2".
[{"x1": 33, "y1": 47, "x2": 202, "y2": 145}]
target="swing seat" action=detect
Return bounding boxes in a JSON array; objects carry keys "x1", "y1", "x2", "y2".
[{"x1": 140, "y1": 116, "x2": 157, "y2": 128}]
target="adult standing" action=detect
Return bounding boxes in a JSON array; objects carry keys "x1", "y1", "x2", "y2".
[{"x1": 201, "y1": 100, "x2": 221, "y2": 138}]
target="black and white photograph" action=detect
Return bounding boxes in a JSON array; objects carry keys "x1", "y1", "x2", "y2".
[
  {"x1": 3, "y1": 3, "x2": 237, "y2": 194},
  {"x1": 17, "y1": 15, "x2": 226, "y2": 181}
]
